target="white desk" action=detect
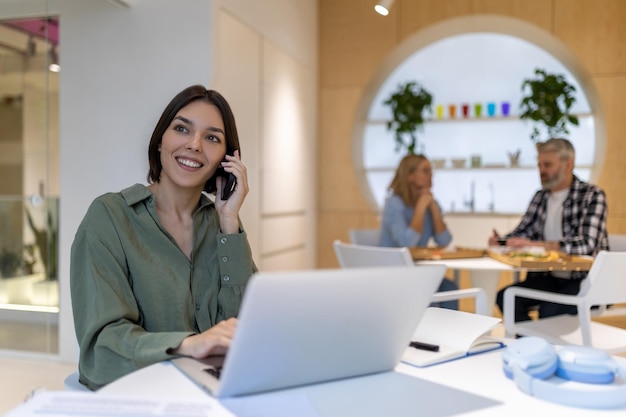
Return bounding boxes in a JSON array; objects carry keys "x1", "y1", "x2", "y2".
[
  {"x1": 417, "y1": 257, "x2": 521, "y2": 316},
  {"x1": 98, "y1": 351, "x2": 626, "y2": 416}
]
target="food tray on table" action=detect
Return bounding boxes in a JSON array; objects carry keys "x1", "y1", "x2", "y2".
[
  {"x1": 487, "y1": 249, "x2": 593, "y2": 271},
  {"x1": 409, "y1": 246, "x2": 486, "y2": 261}
]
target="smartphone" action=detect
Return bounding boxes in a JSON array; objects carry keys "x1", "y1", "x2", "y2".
[
  {"x1": 221, "y1": 172, "x2": 237, "y2": 200},
  {"x1": 216, "y1": 154, "x2": 237, "y2": 200}
]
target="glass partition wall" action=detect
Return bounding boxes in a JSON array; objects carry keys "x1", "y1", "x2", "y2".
[{"x1": 0, "y1": 13, "x2": 59, "y2": 355}]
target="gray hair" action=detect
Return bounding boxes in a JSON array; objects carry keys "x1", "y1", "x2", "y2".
[{"x1": 536, "y1": 138, "x2": 575, "y2": 162}]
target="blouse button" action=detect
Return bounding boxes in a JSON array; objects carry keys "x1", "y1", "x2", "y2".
[
  {"x1": 222, "y1": 256, "x2": 229, "y2": 263},
  {"x1": 223, "y1": 275, "x2": 230, "y2": 282},
  {"x1": 220, "y1": 237, "x2": 227, "y2": 244}
]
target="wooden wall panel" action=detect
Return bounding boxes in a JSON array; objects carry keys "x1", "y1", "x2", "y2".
[
  {"x1": 318, "y1": 211, "x2": 358, "y2": 269},
  {"x1": 0, "y1": 166, "x2": 21, "y2": 195},
  {"x1": 594, "y1": 76, "x2": 626, "y2": 219},
  {"x1": 319, "y1": 0, "x2": 398, "y2": 87},
  {"x1": 555, "y1": 0, "x2": 626, "y2": 75},
  {"x1": 472, "y1": 0, "x2": 552, "y2": 32},
  {"x1": 318, "y1": 88, "x2": 370, "y2": 211},
  {"x1": 399, "y1": 0, "x2": 472, "y2": 39}
]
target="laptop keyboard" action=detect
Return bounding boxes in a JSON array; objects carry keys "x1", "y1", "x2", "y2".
[{"x1": 203, "y1": 365, "x2": 223, "y2": 379}]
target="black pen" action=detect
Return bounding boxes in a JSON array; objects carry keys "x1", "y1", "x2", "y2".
[{"x1": 410, "y1": 340, "x2": 440, "y2": 352}]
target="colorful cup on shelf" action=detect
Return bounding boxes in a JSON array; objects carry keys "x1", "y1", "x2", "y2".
[
  {"x1": 474, "y1": 103, "x2": 482, "y2": 118},
  {"x1": 501, "y1": 101, "x2": 510, "y2": 117},
  {"x1": 487, "y1": 102, "x2": 496, "y2": 117},
  {"x1": 449, "y1": 104, "x2": 456, "y2": 118},
  {"x1": 436, "y1": 104, "x2": 444, "y2": 119},
  {"x1": 462, "y1": 103, "x2": 470, "y2": 118}
]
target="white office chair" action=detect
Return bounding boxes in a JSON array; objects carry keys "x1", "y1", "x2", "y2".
[
  {"x1": 609, "y1": 234, "x2": 626, "y2": 251},
  {"x1": 348, "y1": 228, "x2": 381, "y2": 246},
  {"x1": 600, "y1": 234, "x2": 626, "y2": 315},
  {"x1": 333, "y1": 240, "x2": 488, "y2": 315},
  {"x1": 503, "y1": 251, "x2": 626, "y2": 354}
]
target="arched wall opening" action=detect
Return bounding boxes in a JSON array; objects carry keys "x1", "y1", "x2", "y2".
[{"x1": 353, "y1": 15, "x2": 605, "y2": 215}]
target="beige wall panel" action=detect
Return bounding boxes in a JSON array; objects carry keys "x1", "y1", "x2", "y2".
[
  {"x1": 261, "y1": 248, "x2": 309, "y2": 272},
  {"x1": 446, "y1": 214, "x2": 522, "y2": 248},
  {"x1": 554, "y1": 0, "x2": 626, "y2": 74},
  {"x1": 260, "y1": 215, "x2": 306, "y2": 256},
  {"x1": 593, "y1": 76, "x2": 626, "y2": 218},
  {"x1": 319, "y1": 0, "x2": 398, "y2": 87},
  {"x1": 214, "y1": 11, "x2": 262, "y2": 260},
  {"x1": 318, "y1": 88, "x2": 371, "y2": 211},
  {"x1": 261, "y1": 41, "x2": 310, "y2": 215}
]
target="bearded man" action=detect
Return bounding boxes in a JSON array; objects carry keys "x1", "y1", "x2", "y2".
[{"x1": 490, "y1": 138, "x2": 609, "y2": 322}]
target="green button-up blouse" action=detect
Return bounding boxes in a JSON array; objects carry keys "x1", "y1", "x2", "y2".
[{"x1": 70, "y1": 184, "x2": 257, "y2": 390}]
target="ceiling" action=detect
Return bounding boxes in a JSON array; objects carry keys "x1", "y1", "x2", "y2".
[
  {"x1": 0, "y1": 16, "x2": 58, "y2": 57},
  {"x1": 0, "y1": 17, "x2": 59, "y2": 96}
]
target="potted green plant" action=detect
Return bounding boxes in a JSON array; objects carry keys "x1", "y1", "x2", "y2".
[
  {"x1": 383, "y1": 81, "x2": 433, "y2": 154},
  {"x1": 519, "y1": 68, "x2": 579, "y2": 142},
  {"x1": 25, "y1": 202, "x2": 58, "y2": 280},
  {"x1": 0, "y1": 248, "x2": 23, "y2": 278}
]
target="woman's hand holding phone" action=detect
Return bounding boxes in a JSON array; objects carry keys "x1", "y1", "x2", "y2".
[{"x1": 215, "y1": 150, "x2": 248, "y2": 234}]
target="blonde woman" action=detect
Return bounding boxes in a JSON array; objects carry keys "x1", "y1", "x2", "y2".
[{"x1": 379, "y1": 154, "x2": 457, "y2": 309}]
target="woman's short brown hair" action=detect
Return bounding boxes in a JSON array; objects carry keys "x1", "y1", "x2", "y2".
[{"x1": 147, "y1": 85, "x2": 240, "y2": 194}]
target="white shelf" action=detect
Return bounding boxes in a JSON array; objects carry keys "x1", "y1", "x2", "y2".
[
  {"x1": 368, "y1": 112, "x2": 593, "y2": 125},
  {"x1": 365, "y1": 165, "x2": 594, "y2": 172},
  {"x1": 435, "y1": 164, "x2": 593, "y2": 171}
]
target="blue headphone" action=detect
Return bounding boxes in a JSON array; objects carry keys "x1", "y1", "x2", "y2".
[{"x1": 502, "y1": 336, "x2": 626, "y2": 409}]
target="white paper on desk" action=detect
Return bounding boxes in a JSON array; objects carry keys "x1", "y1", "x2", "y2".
[
  {"x1": 402, "y1": 307, "x2": 505, "y2": 367},
  {"x1": 5, "y1": 390, "x2": 235, "y2": 417}
]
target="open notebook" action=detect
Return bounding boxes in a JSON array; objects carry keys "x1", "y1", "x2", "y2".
[
  {"x1": 402, "y1": 307, "x2": 505, "y2": 367},
  {"x1": 173, "y1": 265, "x2": 446, "y2": 398}
]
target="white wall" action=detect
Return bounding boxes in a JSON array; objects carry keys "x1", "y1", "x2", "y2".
[{"x1": 0, "y1": 0, "x2": 317, "y2": 362}]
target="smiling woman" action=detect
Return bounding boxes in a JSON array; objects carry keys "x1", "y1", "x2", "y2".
[{"x1": 70, "y1": 85, "x2": 258, "y2": 390}]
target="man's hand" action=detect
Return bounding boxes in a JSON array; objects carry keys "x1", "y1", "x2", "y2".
[
  {"x1": 488, "y1": 229, "x2": 501, "y2": 246},
  {"x1": 506, "y1": 236, "x2": 534, "y2": 248}
]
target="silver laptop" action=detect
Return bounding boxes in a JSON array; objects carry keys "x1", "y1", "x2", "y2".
[{"x1": 172, "y1": 265, "x2": 445, "y2": 398}]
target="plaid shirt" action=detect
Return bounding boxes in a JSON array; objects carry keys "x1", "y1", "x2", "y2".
[{"x1": 507, "y1": 176, "x2": 608, "y2": 278}]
